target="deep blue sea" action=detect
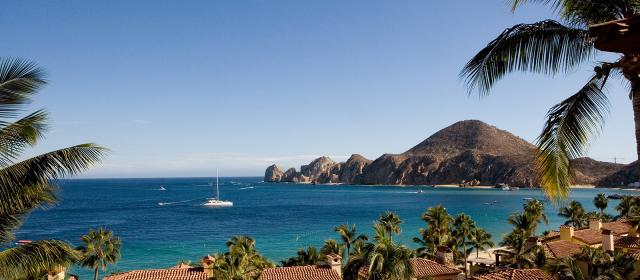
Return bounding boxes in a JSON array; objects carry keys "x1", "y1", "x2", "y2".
[{"x1": 14, "y1": 177, "x2": 634, "y2": 278}]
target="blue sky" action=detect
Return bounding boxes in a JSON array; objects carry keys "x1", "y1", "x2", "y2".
[{"x1": 0, "y1": 1, "x2": 634, "y2": 178}]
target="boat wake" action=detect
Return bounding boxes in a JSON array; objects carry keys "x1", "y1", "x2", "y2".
[
  {"x1": 158, "y1": 198, "x2": 201, "y2": 206},
  {"x1": 239, "y1": 186, "x2": 254, "y2": 190}
]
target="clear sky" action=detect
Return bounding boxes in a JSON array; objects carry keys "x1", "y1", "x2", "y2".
[{"x1": 0, "y1": 1, "x2": 634, "y2": 178}]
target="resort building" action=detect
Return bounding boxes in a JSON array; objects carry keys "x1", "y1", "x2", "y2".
[
  {"x1": 542, "y1": 217, "x2": 635, "y2": 247},
  {"x1": 472, "y1": 269, "x2": 553, "y2": 280}
]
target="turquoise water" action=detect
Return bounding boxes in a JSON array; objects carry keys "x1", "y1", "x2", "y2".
[{"x1": 14, "y1": 177, "x2": 633, "y2": 278}]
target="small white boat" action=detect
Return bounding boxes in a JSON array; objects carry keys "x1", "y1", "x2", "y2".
[
  {"x1": 158, "y1": 186, "x2": 166, "y2": 191},
  {"x1": 417, "y1": 190, "x2": 424, "y2": 194},
  {"x1": 522, "y1": 197, "x2": 533, "y2": 200},
  {"x1": 502, "y1": 185, "x2": 510, "y2": 191},
  {"x1": 202, "y1": 170, "x2": 233, "y2": 208}
]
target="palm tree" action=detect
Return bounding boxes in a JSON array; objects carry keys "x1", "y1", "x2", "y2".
[
  {"x1": 593, "y1": 193, "x2": 609, "y2": 216},
  {"x1": 334, "y1": 224, "x2": 368, "y2": 259},
  {"x1": 500, "y1": 229, "x2": 543, "y2": 268},
  {"x1": 213, "y1": 236, "x2": 273, "y2": 280},
  {"x1": 544, "y1": 257, "x2": 584, "y2": 280},
  {"x1": 320, "y1": 239, "x2": 345, "y2": 257},
  {"x1": 452, "y1": 214, "x2": 475, "y2": 276},
  {"x1": 281, "y1": 246, "x2": 322, "y2": 267},
  {"x1": 0, "y1": 58, "x2": 106, "y2": 279},
  {"x1": 421, "y1": 205, "x2": 452, "y2": 244},
  {"x1": 468, "y1": 227, "x2": 494, "y2": 258},
  {"x1": 378, "y1": 211, "x2": 402, "y2": 240},
  {"x1": 343, "y1": 223, "x2": 413, "y2": 280},
  {"x1": 508, "y1": 212, "x2": 538, "y2": 236},
  {"x1": 461, "y1": 1, "x2": 640, "y2": 200},
  {"x1": 558, "y1": 201, "x2": 588, "y2": 227},
  {"x1": 615, "y1": 196, "x2": 638, "y2": 218},
  {"x1": 577, "y1": 247, "x2": 608, "y2": 279},
  {"x1": 524, "y1": 199, "x2": 549, "y2": 227},
  {"x1": 77, "y1": 228, "x2": 122, "y2": 280},
  {"x1": 414, "y1": 205, "x2": 453, "y2": 258},
  {"x1": 601, "y1": 251, "x2": 636, "y2": 280}
]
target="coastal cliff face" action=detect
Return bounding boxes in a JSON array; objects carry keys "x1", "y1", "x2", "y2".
[{"x1": 264, "y1": 120, "x2": 625, "y2": 187}]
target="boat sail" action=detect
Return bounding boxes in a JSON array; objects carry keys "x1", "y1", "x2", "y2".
[{"x1": 202, "y1": 170, "x2": 233, "y2": 208}]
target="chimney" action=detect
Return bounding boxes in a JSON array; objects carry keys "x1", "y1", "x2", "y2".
[
  {"x1": 202, "y1": 255, "x2": 216, "y2": 278},
  {"x1": 560, "y1": 225, "x2": 574, "y2": 241},
  {"x1": 47, "y1": 266, "x2": 65, "y2": 280},
  {"x1": 435, "y1": 246, "x2": 455, "y2": 268},
  {"x1": 602, "y1": 229, "x2": 614, "y2": 252},
  {"x1": 325, "y1": 253, "x2": 342, "y2": 277},
  {"x1": 525, "y1": 236, "x2": 541, "y2": 249},
  {"x1": 589, "y1": 217, "x2": 602, "y2": 231}
]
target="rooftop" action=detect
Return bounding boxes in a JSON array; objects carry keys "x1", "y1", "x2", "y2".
[
  {"x1": 615, "y1": 236, "x2": 640, "y2": 250},
  {"x1": 357, "y1": 258, "x2": 462, "y2": 278},
  {"x1": 260, "y1": 265, "x2": 340, "y2": 280},
  {"x1": 103, "y1": 268, "x2": 207, "y2": 280},
  {"x1": 542, "y1": 240, "x2": 583, "y2": 259},
  {"x1": 472, "y1": 269, "x2": 553, "y2": 280}
]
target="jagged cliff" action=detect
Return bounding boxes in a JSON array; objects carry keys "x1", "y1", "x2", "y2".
[{"x1": 265, "y1": 120, "x2": 625, "y2": 187}]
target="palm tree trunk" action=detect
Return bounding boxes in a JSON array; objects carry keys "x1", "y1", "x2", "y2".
[
  {"x1": 633, "y1": 81, "x2": 640, "y2": 174},
  {"x1": 94, "y1": 267, "x2": 99, "y2": 280},
  {"x1": 624, "y1": 55, "x2": 640, "y2": 178}
]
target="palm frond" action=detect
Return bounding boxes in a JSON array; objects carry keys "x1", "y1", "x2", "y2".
[
  {"x1": 559, "y1": 0, "x2": 637, "y2": 25},
  {"x1": 0, "y1": 110, "x2": 48, "y2": 166},
  {"x1": 536, "y1": 73, "x2": 610, "y2": 200},
  {"x1": 0, "y1": 144, "x2": 108, "y2": 216},
  {"x1": 0, "y1": 240, "x2": 79, "y2": 280},
  {"x1": 0, "y1": 184, "x2": 56, "y2": 242},
  {"x1": 460, "y1": 20, "x2": 593, "y2": 96},
  {"x1": 0, "y1": 58, "x2": 46, "y2": 121}
]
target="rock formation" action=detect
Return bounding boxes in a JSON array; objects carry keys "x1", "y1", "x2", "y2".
[
  {"x1": 264, "y1": 120, "x2": 625, "y2": 187},
  {"x1": 264, "y1": 165, "x2": 284, "y2": 182}
]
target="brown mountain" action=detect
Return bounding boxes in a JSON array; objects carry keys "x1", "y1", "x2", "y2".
[{"x1": 264, "y1": 120, "x2": 624, "y2": 187}]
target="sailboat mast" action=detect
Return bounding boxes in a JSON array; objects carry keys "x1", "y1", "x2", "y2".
[{"x1": 216, "y1": 169, "x2": 220, "y2": 200}]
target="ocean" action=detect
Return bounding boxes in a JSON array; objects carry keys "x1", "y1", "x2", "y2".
[{"x1": 14, "y1": 177, "x2": 634, "y2": 278}]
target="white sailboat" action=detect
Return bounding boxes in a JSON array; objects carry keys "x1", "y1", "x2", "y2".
[{"x1": 202, "y1": 170, "x2": 233, "y2": 208}]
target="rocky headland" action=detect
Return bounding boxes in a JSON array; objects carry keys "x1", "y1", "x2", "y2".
[{"x1": 264, "y1": 120, "x2": 631, "y2": 187}]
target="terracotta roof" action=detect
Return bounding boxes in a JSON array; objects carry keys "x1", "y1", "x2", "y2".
[
  {"x1": 410, "y1": 258, "x2": 462, "y2": 277},
  {"x1": 473, "y1": 269, "x2": 553, "y2": 280},
  {"x1": 542, "y1": 240, "x2": 583, "y2": 259},
  {"x1": 572, "y1": 229, "x2": 603, "y2": 245},
  {"x1": 615, "y1": 236, "x2": 640, "y2": 249},
  {"x1": 357, "y1": 258, "x2": 461, "y2": 278},
  {"x1": 602, "y1": 220, "x2": 633, "y2": 235},
  {"x1": 260, "y1": 265, "x2": 340, "y2": 280},
  {"x1": 103, "y1": 268, "x2": 207, "y2": 280}
]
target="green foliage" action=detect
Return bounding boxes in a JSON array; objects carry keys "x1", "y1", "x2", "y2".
[
  {"x1": 76, "y1": 228, "x2": 122, "y2": 280},
  {"x1": 344, "y1": 218, "x2": 413, "y2": 280},
  {"x1": 414, "y1": 205, "x2": 453, "y2": 258},
  {"x1": 593, "y1": 193, "x2": 608, "y2": 215},
  {"x1": 320, "y1": 239, "x2": 345, "y2": 257},
  {"x1": 461, "y1": 0, "x2": 640, "y2": 201},
  {"x1": 281, "y1": 246, "x2": 322, "y2": 267},
  {"x1": 0, "y1": 58, "x2": 106, "y2": 279},
  {"x1": 334, "y1": 224, "x2": 368, "y2": 260},
  {"x1": 213, "y1": 236, "x2": 274, "y2": 280},
  {"x1": 558, "y1": 201, "x2": 588, "y2": 227},
  {"x1": 468, "y1": 228, "x2": 494, "y2": 258},
  {"x1": 378, "y1": 211, "x2": 402, "y2": 239}
]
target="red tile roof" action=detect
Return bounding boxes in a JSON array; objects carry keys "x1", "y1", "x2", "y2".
[
  {"x1": 542, "y1": 240, "x2": 583, "y2": 258},
  {"x1": 602, "y1": 220, "x2": 633, "y2": 235},
  {"x1": 410, "y1": 258, "x2": 462, "y2": 277},
  {"x1": 615, "y1": 236, "x2": 640, "y2": 249},
  {"x1": 357, "y1": 258, "x2": 461, "y2": 278},
  {"x1": 572, "y1": 229, "x2": 603, "y2": 245},
  {"x1": 473, "y1": 269, "x2": 553, "y2": 280},
  {"x1": 260, "y1": 265, "x2": 341, "y2": 280},
  {"x1": 103, "y1": 268, "x2": 207, "y2": 280}
]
